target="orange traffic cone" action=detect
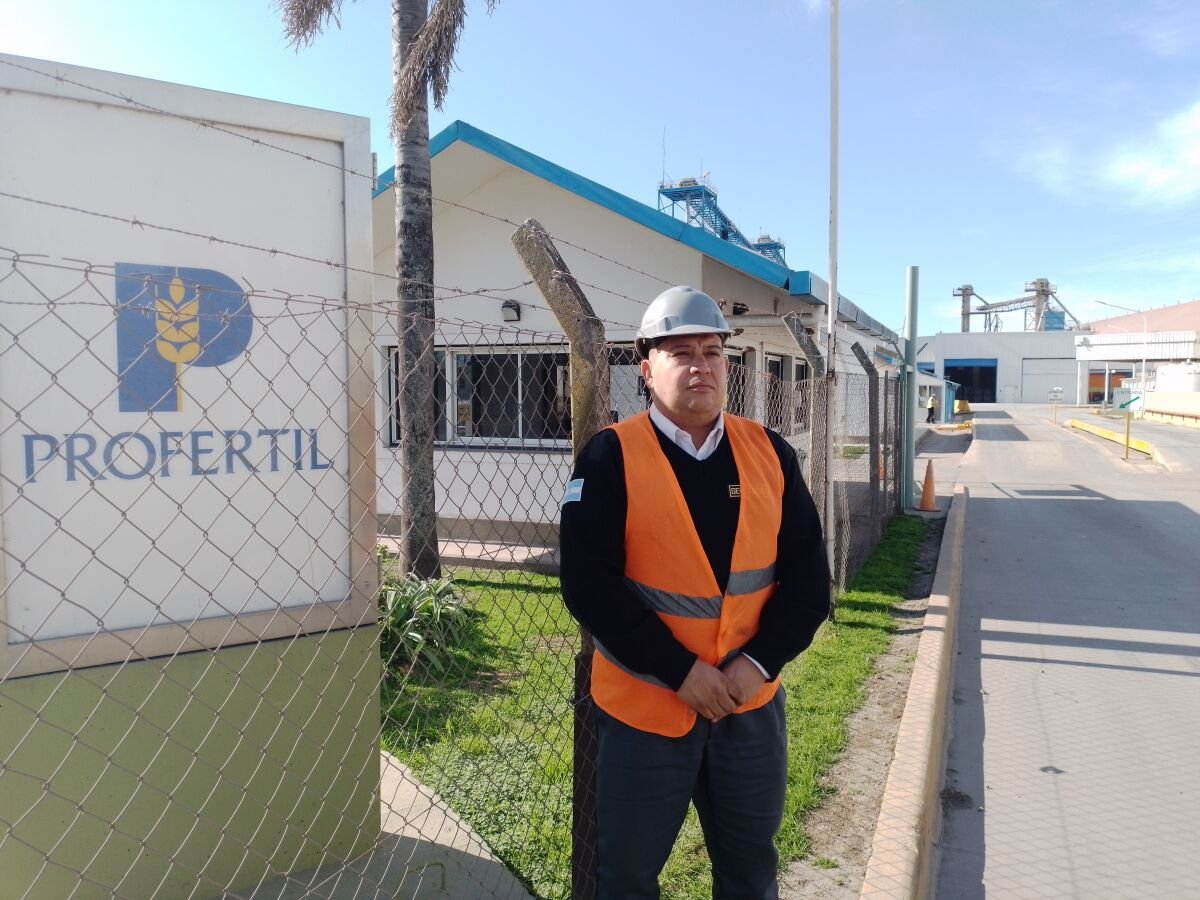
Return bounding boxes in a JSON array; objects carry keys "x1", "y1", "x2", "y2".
[{"x1": 916, "y1": 460, "x2": 938, "y2": 511}]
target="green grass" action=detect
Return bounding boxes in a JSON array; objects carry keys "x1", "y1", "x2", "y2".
[
  {"x1": 658, "y1": 514, "x2": 926, "y2": 897},
  {"x1": 382, "y1": 515, "x2": 926, "y2": 899},
  {"x1": 381, "y1": 570, "x2": 577, "y2": 898}
]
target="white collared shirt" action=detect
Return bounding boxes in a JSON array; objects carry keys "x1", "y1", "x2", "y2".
[
  {"x1": 645, "y1": 403, "x2": 770, "y2": 680},
  {"x1": 648, "y1": 404, "x2": 725, "y2": 461}
]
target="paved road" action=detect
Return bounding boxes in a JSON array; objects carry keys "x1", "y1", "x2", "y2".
[{"x1": 935, "y1": 405, "x2": 1200, "y2": 900}]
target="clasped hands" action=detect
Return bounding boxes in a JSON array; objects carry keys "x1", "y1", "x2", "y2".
[{"x1": 676, "y1": 655, "x2": 765, "y2": 723}]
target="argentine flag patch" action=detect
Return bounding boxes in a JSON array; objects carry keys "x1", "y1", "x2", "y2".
[{"x1": 561, "y1": 478, "x2": 584, "y2": 507}]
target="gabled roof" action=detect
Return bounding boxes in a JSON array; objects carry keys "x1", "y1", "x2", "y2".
[{"x1": 375, "y1": 121, "x2": 896, "y2": 344}]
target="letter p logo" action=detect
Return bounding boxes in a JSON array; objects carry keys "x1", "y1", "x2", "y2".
[{"x1": 115, "y1": 264, "x2": 254, "y2": 412}]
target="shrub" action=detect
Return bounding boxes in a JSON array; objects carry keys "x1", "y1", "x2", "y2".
[{"x1": 377, "y1": 546, "x2": 482, "y2": 677}]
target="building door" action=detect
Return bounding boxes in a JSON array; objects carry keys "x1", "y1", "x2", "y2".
[
  {"x1": 765, "y1": 354, "x2": 786, "y2": 431},
  {"x1": 944, "y1": 358, "x2": 998, "y2": 403}
]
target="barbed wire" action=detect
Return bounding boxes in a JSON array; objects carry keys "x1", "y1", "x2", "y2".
[
  {"x1": 0, "y1": 190, "x2": 401, "y2": 283},
  {"x1": 419, "y1": 194, "x2": 676, "y2": 288},
  {"x1": 0, "y1": 254, "x2": 533, "y2": 320},
  {"x1": 0, "y1": 184, "x2": 649, "y2": 332},
  {"x1": 0, "y1": 56, "x2": 375, "y2": 186},
  {"x1": 1, "y1": 57, "x2": 688, "y2": 290},
  {"x1": 0, "y1": 250, "x2": 642, "y2": 333}
]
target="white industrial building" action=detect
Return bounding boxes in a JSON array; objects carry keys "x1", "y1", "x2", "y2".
[
  {"x1": 915, "y1": 331, "x2": 1078, "y2": 405},
  {"x1": 919, "y1": 298, "x2": 1200, "y2": 407},
  {"x1": 370, "y1": 121, "x2": 900, "y2": 540}
]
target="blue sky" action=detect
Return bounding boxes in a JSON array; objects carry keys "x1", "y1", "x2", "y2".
[{"x1": 5, "y1": 0, "x2": 1199, "y2": 335}]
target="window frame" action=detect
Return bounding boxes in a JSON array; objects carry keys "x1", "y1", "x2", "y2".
[
  {"x1": 386, "y1": 344, "x2": 640, "y2": 451},
  {"x1": 442, "y1": 347, "x2": 571, "y2": 450},
  {"x1": 385, "y1": 346, "x2": 449, "y2": 448}
]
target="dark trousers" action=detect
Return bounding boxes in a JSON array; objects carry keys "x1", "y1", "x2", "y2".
[
  {"x1": 595, "y1": 690, "x2": 787, "y2": 900},
  {"x1": 926, "y1": 407, "x2": 936, "y2": 423}
]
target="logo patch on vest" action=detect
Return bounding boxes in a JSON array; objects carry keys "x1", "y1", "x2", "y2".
[{"x1": 728, "y1": 484, "x2": 741, "y2": 498}]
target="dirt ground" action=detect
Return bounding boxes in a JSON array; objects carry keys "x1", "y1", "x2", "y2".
[{"x1": 780, "y1": 514, "x2": 947, "y2": 899}]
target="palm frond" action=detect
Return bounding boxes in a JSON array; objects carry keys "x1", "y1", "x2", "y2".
[
  {"x1": 391, "y1": 0, "x2": 497, "y2": 137},
  {"x1": 278, "y1": 0, "x2": 347, "y2": 48}
]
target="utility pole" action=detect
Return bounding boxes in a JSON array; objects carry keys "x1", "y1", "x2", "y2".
[
  {"x1": 902, "y1": 267, "x2": 919, "y2": 510},
  {"x1": 824, "y1": 0, "x2": 840, "y2": 593}
]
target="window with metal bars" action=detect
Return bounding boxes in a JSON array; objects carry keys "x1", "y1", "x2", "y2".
[{"x1": 386, "y1": 347, "x2": 640, "y2": 449}]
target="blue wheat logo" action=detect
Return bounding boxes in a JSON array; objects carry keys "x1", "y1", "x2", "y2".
[{"x1": 115, "y1": 264, "x2": 253, "y2": 412}]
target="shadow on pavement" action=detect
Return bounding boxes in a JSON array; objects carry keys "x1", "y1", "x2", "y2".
[
  {"x1": 937, "y1": 492, "x2": 1200, "y2": 899},
  {"x1": 919, "y1": 431, "x2": 973, "y2": 455},
  {"x1": 973, "y1": 424, "x2": 1029, "y2": 442},
  {"x1": 1007, "y1": 486, "x2": 1109, "y2": 500}
]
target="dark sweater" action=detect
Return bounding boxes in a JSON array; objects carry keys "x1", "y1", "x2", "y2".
[{"x1": 559, "y1": 418, "x2": 830, "y2": 691}]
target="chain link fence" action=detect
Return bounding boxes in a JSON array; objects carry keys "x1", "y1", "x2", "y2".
[
  {"x1": 0, "y1": 40, "x2": 935, "y2": 900},
  {"x1": 0, "y1": 242, "x2": 904, "y2": 899},
  {"x1": 0, "y1": 248, "x2": 902, "y2": 900}
]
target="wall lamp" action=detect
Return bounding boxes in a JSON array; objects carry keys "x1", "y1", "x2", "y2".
[{"x1": 501, "y1": 300, "x2": 522, "y2": 322}]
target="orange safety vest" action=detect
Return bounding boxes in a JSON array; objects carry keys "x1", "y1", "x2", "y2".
[{"x1": 591, "y1": 411, "x2": 783, "y2": 737}]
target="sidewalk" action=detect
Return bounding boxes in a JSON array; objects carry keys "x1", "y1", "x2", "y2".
[
  {"x1": 1076, "y1": 406, "x2": 1200, "y2": 472},
  {"x1": 934, "y1": 405, "x2": 1200, "y2": 899},
  {"x1": 231, "y1": 753, "x2": 533, "y2": 899}
]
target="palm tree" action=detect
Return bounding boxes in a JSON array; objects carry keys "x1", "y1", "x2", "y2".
[{"x1": 281, "y1": 0, "x2": 495, "y2": 579}]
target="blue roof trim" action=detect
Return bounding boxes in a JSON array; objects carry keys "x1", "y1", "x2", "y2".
[
  {"x1": 373, "y1": 122, "x2": 465, "y2": 196},
  {"x1": 787, "y1": 270, "x2": 813, "y2": 296},
  {"x1": 945, "y1": 358, "x2": 998, "y2": 368},
  {"x1": 374, "y1": 165, "x2": 394, "y2": 195},
  {"x1": 375, "y1": 121, "x2": 790, "y2": 287},
  {"x1": 372, "y1": 121, "x2": 898, "y2": 343}
]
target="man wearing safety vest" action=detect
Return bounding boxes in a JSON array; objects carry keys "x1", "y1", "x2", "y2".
[{"x1": 560, "y1": 286, "x2": 831, "y2": 899}]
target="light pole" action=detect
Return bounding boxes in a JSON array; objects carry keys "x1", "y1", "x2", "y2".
[
  {"x1": 1095, "y1": 300, "x2": 1149, "y2": 394},
  {"x1": 824, "y1": 0, "x2": 839, "y2": 599}
]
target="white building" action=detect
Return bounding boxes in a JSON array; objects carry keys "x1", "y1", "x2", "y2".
[
  {"x1": 919, "y1": 301, "x2": 1200, "y2": 406},
  {"x1": 915, "y1": 331, "x2": 1078, "y2": 404},
  {"x1": 370, "y1": 121, "x2": 899, "y2": 541}
]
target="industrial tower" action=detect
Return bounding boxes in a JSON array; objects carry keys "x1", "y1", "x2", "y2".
[
  {"x1": 658, "y1": 175, "x2": 787, "y2": 265},
  {"x1": 955, "y1": 279, "x2": 1081, "y2": 332}
]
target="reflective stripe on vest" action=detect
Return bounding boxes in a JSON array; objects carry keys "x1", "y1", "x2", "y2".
[{"x1": 591, "y1": 411, "x2": 783, "y2": 737}]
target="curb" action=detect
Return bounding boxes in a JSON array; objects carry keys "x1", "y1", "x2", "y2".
[
  {"x1": 1066, "y1": 418, "x2": 1156, "y2": 458},
  {"x1": 859, "y1": 483, "x2": 967, "y2": 900}
]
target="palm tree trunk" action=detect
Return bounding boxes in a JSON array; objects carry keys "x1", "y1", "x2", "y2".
[{"x1": 393, "y1": 0, "x2": 441, "y2": 579}]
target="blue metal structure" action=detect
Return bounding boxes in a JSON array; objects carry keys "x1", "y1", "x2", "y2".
[
  {"x1": 658, "y1": 177, "x2": 787, "y2": 265},
  {"x1": 750, "y1": 235, "x2": 787, "y2": 266}
]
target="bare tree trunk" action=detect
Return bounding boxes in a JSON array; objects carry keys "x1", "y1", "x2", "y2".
[{"x1": 393, "y1": 0, "x2": 440, "y2": 578}]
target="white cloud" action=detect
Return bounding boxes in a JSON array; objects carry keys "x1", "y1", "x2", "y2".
[
  {"x1": 1003, "y1": 99, "x2": 1200, "y2": 207},
  {"x1": 1101, "y1": 101, "x2": 1200, "y2": 205},
  {"x1": 1068, "y1": 245, "x2": 1200, "y2": 277},
  {"x1": 1106, "y1": 250, "x2": 1200, "y2": 275},
  {"x1": 1112, "y1": 4, "x2": 1200, "y2": 59}
]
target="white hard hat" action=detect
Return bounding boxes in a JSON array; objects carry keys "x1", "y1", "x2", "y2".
[{"x1": 636, "y1": 286, "x2": 731, "y2": 357}]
